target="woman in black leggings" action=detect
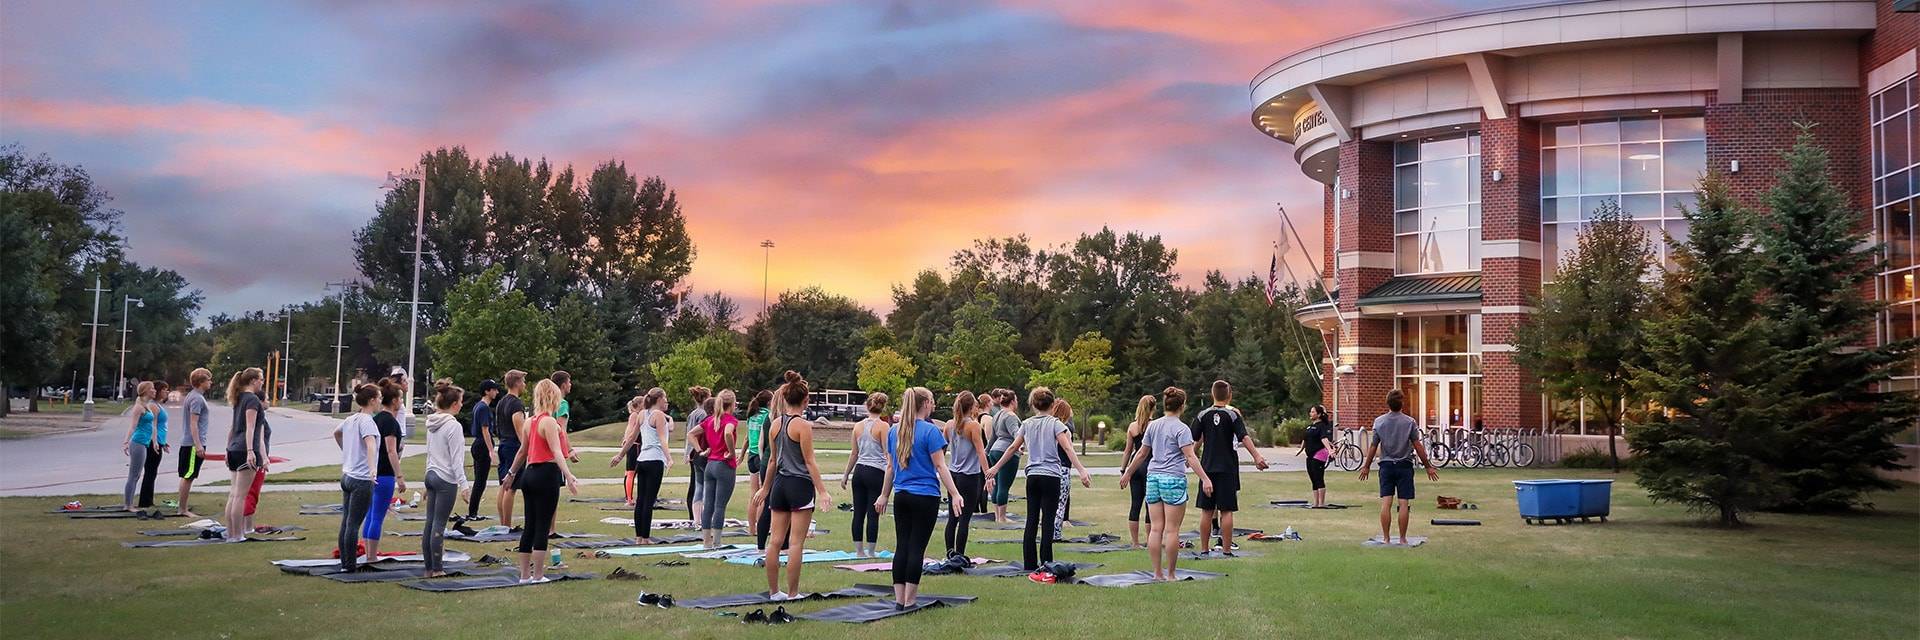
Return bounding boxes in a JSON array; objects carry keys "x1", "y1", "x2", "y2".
[
  {"x1": 984, "y1": 387, "x2": 1093, "y2": 571},
  {"x1": 841, "y1": 393, "x2": 890, "y2": 558},
  {"x1": 1303, "y1": 405, "x2": 1336, "y2": 508},
  {"x1": 1123, "y1": 395, "x2": 1155, "y2": 548},
  {"x1": 943, "y1": 392, "x2": 988, "y2": 559},
  {"x1": 611, "y1": 390, "x2": 670, "y2": 543},
  {"x1": 875, "y1": 387, "x2": 963, "y2": 608},
  {"x1": 514, "y1": 380, "x2": 578, "y2": 583}
]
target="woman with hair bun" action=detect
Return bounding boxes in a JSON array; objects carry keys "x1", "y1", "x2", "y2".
[
  {"x1": 421, "y1": 381, "x2": 471, "y2": 576},
  {"x1": 753, "y1": 371, "x2": 831, "y2": 601},
  {"x1": 360, "y1": 380, "x2": 407, "y2": 560},
  {"x1": 121, "y1": 381, "x2": 166, "y2": 514},
  {"x1": 841, "y1": 392, "x2": 890, "y2": 558},
  {"x1": 331, "y1": 384, "x2": 383, "y2": 570},
  {"x1": 984, "y1": 387, "x2": 1092, "y2": 573}
]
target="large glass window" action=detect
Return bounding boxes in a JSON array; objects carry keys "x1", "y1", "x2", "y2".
[
  {"x1": 1395, "y1": 132, "x2": 1481, "y2": 275},
  {"x1": 1875, "y1": 75, "x2": 1920, "y2": 398},
  {"x1": 1540, "y1": 115, "x2": 1706, "y2": 280}
]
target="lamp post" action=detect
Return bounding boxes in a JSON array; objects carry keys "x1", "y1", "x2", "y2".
[
  {"x1": 114, "y1": 295, "x2": 143, "y2": 400},
  {"x1": 82, "y1": 277, "x2": 107, "y2": 420},
  {"x1": 759, "y1": 240, "x2": 775, "y2": 314},
  {"x1": 384, "y1": 166, "x2": 427, "y2": 416},
  {"x1": 326, "y1": 281, "x2": 356, "y2": 416},
  {"x1": 278, "y1": 307, "x2": 295, "y2": 402}
]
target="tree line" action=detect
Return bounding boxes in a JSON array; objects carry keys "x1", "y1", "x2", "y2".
[
  {"x1": 1518, "y1": 126, "x2": 1917, "y2": 524},
  {"x1": 1, "y1": 144, "x2": 1325, "y2": 435}
]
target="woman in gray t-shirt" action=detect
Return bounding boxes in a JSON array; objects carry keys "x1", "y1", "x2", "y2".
[
  {"x1": 983, "y1": 388, "x2": 1092, "y2": 571},
  {"x1": 1116, "y1": 387, "x2": 1212, "y2": 582}
]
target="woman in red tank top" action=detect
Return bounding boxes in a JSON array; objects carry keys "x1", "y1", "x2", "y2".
[{"x1": 511, "y1": 380, "x2": 579, "y2": 583}]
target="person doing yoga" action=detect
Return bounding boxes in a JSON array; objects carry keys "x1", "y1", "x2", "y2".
[
  {"x1": 1192, "y1": 379, "x2": 1269, "y2": 556},
  {"x1": 699, "y1": 390, "x2": 741, "y2": 550},
  {"x1": 512, "y1": 379, "x2": 580, "y2": 583},
  {"x1": 738, "y1": 390, "x2": 773, "y2": 540},
  {"x1": 331, "y1": 383, "x2": 382, "y2": 571},
  {"x1": 122, "y1": 381, "x2": 166, "y2": 513},
  {"x1": 1358, "y1": 389, "x2": 1438, "y2": 545},
  {"x1": 360, "y1": 380, "x2": 407, "y2": 560},
  {"x1": 1301, "y1": 405, "x2": 1337, "y2": 508},
  {"x1": 174, "y1": 368, "x2": 213, "y2": 518},
  {"x1": 875, "y1": 386, "x2": 963, "y2": 609},
  {"x1": 1118, "y1": 387, "x2": 1211, "y2": 582},
  {"x1": 493, "y1": 370, "x2": 528, "y2": 529},
  {"x1": 983, "y1": 387, "x2": 1092, "y2": 572},
  {"x1": 421, "y1": 381, "x2": 471, "y2": 577},
  {"x1": 842, "y1": 393, "x2": 890, "y2": 558},
  {"x1": 464, "y1": 379, "x2": 499, "y2": 520},
  {"x1": 985, "y1": 388, "x2": 1021, "y2": 523},
  {"x1": 752, "y1": 371, "x2": 831, "y2": 601},
  {"x1": 1121, "y1": 394, "x2": 1154, "y2": 548},
  {"x1": 222, "y1": 368, "x2": 269, "y2": 542},
  {"x1": 944, "y1": 391, "x2": 989, "y2": 559},
  {"x1": 611, "y1": 388, "x2": 671, "y2": 543}
]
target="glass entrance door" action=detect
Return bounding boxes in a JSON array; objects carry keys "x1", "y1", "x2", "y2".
[{"x1": 1420, "y1": 375, "x2": 1471, "y2": 429}]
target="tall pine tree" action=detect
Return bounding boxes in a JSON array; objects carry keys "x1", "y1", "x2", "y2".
[
  {"x1": 1754, "y1": 125, "x2": 1919, "y2": 510},
  {"x1": 1629, "y1": 174, "x2": 1792, "y2": 526}
]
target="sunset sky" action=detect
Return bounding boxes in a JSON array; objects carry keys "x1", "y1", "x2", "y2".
[{"x1": 1, "y1": 0, "x2": 1489, "y2": 320}]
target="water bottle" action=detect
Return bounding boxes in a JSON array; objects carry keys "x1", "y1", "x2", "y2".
[{"x1": 409, "y1": 491, "x2": 422, "y2": 508}]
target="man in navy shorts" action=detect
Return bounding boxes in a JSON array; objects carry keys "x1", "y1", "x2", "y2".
[{"x1": 1357, "y1": 389, "x2": 1438, "y2": 545}]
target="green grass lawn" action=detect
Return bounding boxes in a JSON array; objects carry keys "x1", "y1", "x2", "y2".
[
  {"x1": 25, "y1": 399, "x2": 132, "y2": 415},
  {"x1": 5, "y1": 469, "x2": 1914, "y2": 639}
]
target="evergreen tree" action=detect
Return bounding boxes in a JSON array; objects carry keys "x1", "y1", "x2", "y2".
[
  {"x1": 1753, "y1": 126, "x2": 1919, "y2": 510},
  {"x1": 551, "y1": 293, "x2": 620, "y2": 424},
  {"x1": 1515, "y1": 200, "x2": 1655, "y2": 471},
  {"x1": 1629, "y1": 175, "x2": 1792, "y2": 526}
]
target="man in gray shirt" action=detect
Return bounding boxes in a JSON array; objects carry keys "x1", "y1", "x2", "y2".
[{"x1": 1358, "y1": 389, "x2": 1438, "y2": 545}]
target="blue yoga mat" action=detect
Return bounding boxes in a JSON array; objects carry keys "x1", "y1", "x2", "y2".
[
  {"x1": 723, "y1": 550, "x2": 893, "y2": 565},
  {"x1": 602, "y1": 544, "x2": 717, "y2": 557}
]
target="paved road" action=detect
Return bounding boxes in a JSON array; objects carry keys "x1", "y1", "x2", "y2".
[
  {"x1": 0, "y1": 403, "x2": 420, "y2": 498},
  {"x1": 2, "y1": 408, "x2": 1309, "y2": 498}
]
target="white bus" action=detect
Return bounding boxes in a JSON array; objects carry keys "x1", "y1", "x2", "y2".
[{"x1": 807, "y1": 389, "x2": 868, "y2": 421}]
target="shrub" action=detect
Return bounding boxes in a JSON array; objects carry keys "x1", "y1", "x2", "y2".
[
  {"x1": 1278, "y1": 417, "x2": 1309, "y2": 445},
  {"x1": 1105, "y1": 429, "x2": 1128, "y2": 452},
  {"x1": 1561, "y1": 449, "x2": 1636, "y2": 469}
]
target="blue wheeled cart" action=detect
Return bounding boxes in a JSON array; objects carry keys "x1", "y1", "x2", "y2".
[{"x1": 1514, "y1": 479, "x2": 1612, "y2": 525}]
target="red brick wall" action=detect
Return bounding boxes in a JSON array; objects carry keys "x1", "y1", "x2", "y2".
[
  {"x1": 1864, "y1": 0, "x2": 1918, "y2": 72},
  {"x1": 1706, "y1": 88, "x2": 1868, "y2": 210},
  {"x1": 1331, "y1": 139, "x2": 1397, "y2": 426},
  {"x1": 1323, "y1": 183, "x2": 1337, "y2": 279},
  {"x1": 1478, "y1": 114, "x2": 1545, "y2": 429}
]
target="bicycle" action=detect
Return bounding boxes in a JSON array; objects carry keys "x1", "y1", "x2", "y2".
[
  {"x1": 1333, "y1": 428, "x2": 1365, "y2": 472},
  {"x1": 1421, "y1": 426, "x2": 1453, "y2": 469}
]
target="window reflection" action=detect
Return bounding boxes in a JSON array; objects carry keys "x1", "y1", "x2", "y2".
[
  {"x1": 1874, "y1": 76, "x2": 1919, "y2": 387},
  {"x1": 1394, "y1": 132, "x2": 1481, "y2": 275},
  {"x1": 1540, "y1": 115, "x2": 1706, "y2": 280}
]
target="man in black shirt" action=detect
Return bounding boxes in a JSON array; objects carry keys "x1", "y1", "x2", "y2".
[
  {"x1": 493, "y1": 370, "x2": 529, "y2": 530},
  {"x1": 1192, "y1": 380, "x2": 1268, "y2": 555}
]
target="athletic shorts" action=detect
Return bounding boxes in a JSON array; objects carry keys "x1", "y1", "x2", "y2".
[
  {"x1": 224, "y1": 447, "x2": 254, "y2": 472},
  {"x1": 1144, "y1": 473, "x2": 1188, "y2": 506},
  {"x1": 747, "y1": 453, "x2": 764, "y2": 476},
  {"x1": 497, "y1": 440, "x2": 520, "y2": 484},
  {"x1": 767, "y1": 474, "x2": 815, "y2": 512},
  {"x1": 1378, "y1": 460, "x2": 1416, "y2": 500},
  {"x1": 1195, "y1": 471, "x2": 1240, "y2": 512},
  {"x1": 177, "y1": 446, "x2": 205, "y2": 480}
]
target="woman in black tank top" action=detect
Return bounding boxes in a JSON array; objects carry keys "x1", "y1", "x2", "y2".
[{"x1": 751, "y1": 371, "x2": 832, "y2": 600}]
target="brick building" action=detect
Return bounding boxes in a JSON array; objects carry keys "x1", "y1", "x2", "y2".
[{"x1": 1250, "y1": 0, "x2": 1917, "y2": 434}]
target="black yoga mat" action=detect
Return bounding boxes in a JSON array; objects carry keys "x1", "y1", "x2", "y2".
[
  {"x1": 398, "y1": 572, "x2": 595, "y2": 592},
  {"x1": 799, "y1": 595, "x2": 976, "y2": 624},
  {"x1": 977, "y1": 534, "x2": 1117, "y2": 545},
  {"x1": 1074, "y1": 569, "x2": 1225, "y2": 588},
  {"x1": 1072, "y1": 544, "x2": 1139, "y2": 553},
  {"x1": 138, "y1": 526, "x2": 305, "y2": 537},
  {"x1": 70, "y1": 511, "x2": 185, "y2": 520},
  {"x1": 1179, "y1": 528, "x2": 1263, "y2": 539},
  {"x1": 553, "y1": 537, "x2": 640, "y2": 549},
  {"x1": 1179, "y1": 550, "x2": 1263, "y2": 561},
  {"x1": 957, "y1": 562, "x2": 1102, "y2": 578},
  {"x1": 323, "y1": 566, "x2": 509, "y2": 583},
  {"x1": 1431, "y1": 519, "x2": 1481, "y2": 526},
  {"x1": 47, "y1": 505, "x2": 131, "y2": 514},
  {"x1": 1268, "y1": 501, "x2": 1349, "y2": 509},
  {"x1": 123, "y1": 536, "x2": 305, "y2": 548}
]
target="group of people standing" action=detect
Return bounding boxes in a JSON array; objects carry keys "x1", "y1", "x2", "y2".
[{"x1": 118, "y1": 366, "x2": 274, "y2": 543}]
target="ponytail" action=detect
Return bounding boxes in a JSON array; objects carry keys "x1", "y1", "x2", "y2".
[
  {"x1": 226, "y1": 367, "x2": 263, "y2": 405},
  {"x1": 1131, "y1": 394, "x2": 1156, "y2": 436},
  {"x1": 896, "y1": 387, "x2": 932, "y2": 471}
]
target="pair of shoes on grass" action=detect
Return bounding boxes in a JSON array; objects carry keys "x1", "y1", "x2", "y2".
[
  {"x1": 606, "y1": 567, "x2": 646, "y2": 581},
  {"x1": 742, "y1": 607, "x2": 792, "y2": 624},
  {"x1": 638, "y1": 592, "x2": 676, "y2": 608}
]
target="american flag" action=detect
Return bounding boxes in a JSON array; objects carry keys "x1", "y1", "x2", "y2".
[{"x1": 1265, "y1": 253, "x2": 1280, "y2": 307}]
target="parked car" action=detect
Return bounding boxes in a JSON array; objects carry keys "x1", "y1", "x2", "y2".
[{"x1": 314, "y1": 393, "x2": 352, "y2": 412}]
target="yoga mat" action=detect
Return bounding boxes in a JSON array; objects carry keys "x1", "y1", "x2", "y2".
[
  {"x1": 554, "y1": 538, "x2": 640, "y2": 549},
  {"x1": 399, "y1": 572, "x2": 595, "y2": 592},
  {"x1": 568, "y1": 497, "x2": 627, "y2": 503},
  {"x1": 723, "y1": 550, "x2": 889, "y2": 566},
  {"x1": 1179, "y1": 550, "x2": 1264, "y2": 560},
  {"x1": 322, "y1": 566, "x2": 505, "y2": 583},
  {"x1": 70, "y1": 511, "x2": 185, "y2": 520},
  {"x1": 47, "y1": 505, "x2": 128, "y2": 514},
  {"x1": 799, "y1": 597, "x2": 974, "y2": 623},
  {"x1": 1179, "y1": 528, "x2": 1264, "y2": 539},
  {"x1": 1431, "y1": 519, "x2": 1481, "y2": 526},
  {"x1": 138, "y1": 525, "x2": 305, "y2": 537},
  {"x1": 1072, "y1": 544, "x2": 1140, "y2": 554},
  {"x1": 271, "y1": 550, "x2": 470, "y2": 569},
  {"x1": 835, "y1": 557, "x2": 990, "y2": 572},
  {"x1": 603, "y1": 543, "x2": 726, "y2": 557},
  {"x1": 958, "y1": 562, "x2": 1101, "y2": 578},
  {"x1": 978, "y1": 534, "x2": 1117, "y2": 545},
  {"x1": 123, "y1": 536, "x2": 304, "y2": 548},
  {"x1": 1075, "y1": 569, "x2": 1224, "y2": 588},
  {"x1": 674, "y1": 584, "x2": 884, "y2": 610},
  {"x1": 602, "y1": 517, "x2": 750, "y2": 529},
  {"x1": 1362, "y1": 536, "x2": 1428, "y2": 548},
  {"x1": 1269, "y1": 502, "x2": 1349, "y2": 509},
  {"x1": 681, "y1": 547, "x2": 760, "y2": 560}
]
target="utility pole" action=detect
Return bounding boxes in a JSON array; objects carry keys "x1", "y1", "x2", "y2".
[
  {"x1": 385, "y1": 166, "x2": 428, "y2": 427},
  {"x1": 280, "y1": 307, "x2": 295, "y2": 402},
  {"x1": 760, "y1": 240, "x2": 776, "y2": 315},
  {"x1": 82, "y1": 277, "x2": 107, "y2": 421},
  {"x1": 326, "y1": 281, "x2": 356, "y2": 416},
  {"x1": 115, "y1": 295, "x2": 143, "y2": 401}
]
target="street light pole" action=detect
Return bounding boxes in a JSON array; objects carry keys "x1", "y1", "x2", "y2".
[
  {"x1": 280, "y1": 307, "x2": 295, "y2": 402},
  {"x1": 386, "y1": 166, "x2": 427, "y2": 419},
  {"x1": 325, "y1": 281, "x2": 355, "y2": 416},
  {"x1": 114, "y1": 295, "x2": 143, "y2": 400},
  {"x1": 82, "y1": 277, "x2": 107, "y2": 421},
  {"x1": 760, "y1": 240, "x2": 775, "y2": 315}
]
